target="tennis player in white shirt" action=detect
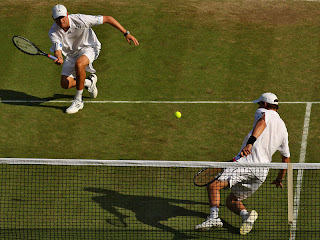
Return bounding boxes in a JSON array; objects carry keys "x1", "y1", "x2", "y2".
[
  {"x1": 236, "y1": 97, "x2": 266, "y2": 157},
  {"x1": 195, "y1": 93, "x2": 291, "y2": 235},
  {"x1": 49, "y1": 4, "x2": 139, "y2": 114}
]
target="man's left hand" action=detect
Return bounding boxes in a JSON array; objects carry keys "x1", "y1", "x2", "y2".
[
  {"x1": 272, "y1": 180, "x2": 283, "y2": 188},
  {"x1": 126, "y1": 35, "x2": 139, "y2": 46}
]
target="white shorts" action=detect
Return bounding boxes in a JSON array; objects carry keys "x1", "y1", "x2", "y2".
[
  {"x1": 61, "y1": 47, "x2": 100, "y2": 78},
  {"x1": 218, "y1": 167, "x2": 263, "y2": 201}
]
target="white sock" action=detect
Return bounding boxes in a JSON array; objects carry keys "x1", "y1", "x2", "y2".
[
  {"x1": 240, "y1": 209, "x2": 249, "y2": 220},
  {"x1": 75, "y1": 90, "x2": 83, "y2": 101},
  {"x1": 210, "y1": 206, "x2": 219, "y2": 219},
  {"x1": 84, "y1": 79, "x2": 91, "y2": 88}
]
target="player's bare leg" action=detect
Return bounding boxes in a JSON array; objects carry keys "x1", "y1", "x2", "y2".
[
  {"x1": 195, "y1": 180, "x2": 228, "y2": 230},
  {"x1": 60, "y1": 74, "x2": 97, "y2": 97},
  {"x1": 226, "y1": 193, "x2": 246, "y2": 214},
  {"x1": 75, "y1": 55, "x2": 89, "y2": 91},
  {"x1": 226, "y1": 193, "x2": 258, "y2": 235},
  {"x1": 208, "y1": 180, "x2": 229, "y2": 208},
  {"x1": 65, "y1": 55, "x2": 89, "y2": 114},
  {"x1": 60, "y1": 75, "x2": 76, "y2": 89}
]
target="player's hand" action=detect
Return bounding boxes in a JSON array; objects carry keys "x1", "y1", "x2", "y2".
[
  {"x1": 272, "y1": 180, "x2": 283, "y2": 188},
  {"x1": 240, "y1": 144, "x2": 252, "y2": 157},
  {"x1": 54, "y1": 57, "x2": 63, "y2": 65},
  {"x1": 126, "y1": 34, "x2": 139, "y2": 46}
]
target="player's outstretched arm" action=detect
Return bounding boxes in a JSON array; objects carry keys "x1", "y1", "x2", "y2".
[
  {"x1": 272, "y1": 155, "x2": 290, "y2": 188},
  {"x1": 241, "y1": 115, "x2": 266, "y2": 157},
  {"x1": 103, "y1": 16, "x2": 139, "y2": 46}
]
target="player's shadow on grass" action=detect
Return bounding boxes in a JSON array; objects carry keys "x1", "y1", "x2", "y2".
[
  {"x1": 0, "y1": 89, "x2": 73, "y2": 111},
  {"x1": 85, "y1": 187, "x2": 210, "y2": 240},
  {"x1": 221, "y1": 218, "x2": 240, "y2": 235}
]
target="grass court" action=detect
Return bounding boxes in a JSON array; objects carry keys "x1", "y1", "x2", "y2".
[{"x1": 0, "y1": 0, "x2": 319, "y2": 239}]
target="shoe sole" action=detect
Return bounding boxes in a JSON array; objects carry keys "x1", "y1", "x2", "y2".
[
  {"x1": 240, "y1": 210, "x2": 258, "y2": 235},
  {"x1": 195, "y1": 224, "x2": 223, "y2": 231},
  {"x1": 195, "y1": 221, "x2": 223, "y2": 231},
  {"x1": 195, "y1": 227, "x2": 210, "y2": 231}
]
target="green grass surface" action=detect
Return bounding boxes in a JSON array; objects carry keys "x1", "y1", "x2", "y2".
[
  {"x1": 0, "y1": 0, "x2": 319, "y2": 239},
  {"x1": 0, "y1": 165, "x2": 293, "y2": 239},
  {"x1": 0, "y1": 165, "x2": 318, "y2": 239}
]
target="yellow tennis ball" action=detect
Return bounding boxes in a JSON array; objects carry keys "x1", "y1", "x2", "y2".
[{"x1": 175, "y1": 111, "x2": 182, "y2": 118}]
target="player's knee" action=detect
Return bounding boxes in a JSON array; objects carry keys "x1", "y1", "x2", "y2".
[
  {"x1": 75, "y1": 56, "x2": 89, "y2": 71},
  {"x1": 226, "y1": 199, "x2": 234, "y2": 209},
  {"x1": 75, "y1": 60, "x2": 86, "y2": 71},
  {"x1": 60, "y1": 77, "x2": 70, "y2": 89},
  {"x1": 209, "y1": 180, "x2": 228, "y2": 191},
  {"x1": 226, "y1": 194, "x2": 238, "y2": 208}
]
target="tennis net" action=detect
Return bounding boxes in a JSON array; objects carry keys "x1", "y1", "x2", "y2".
[{"x1": 0, "y1": 158, "x2": 318, "y2": 240}]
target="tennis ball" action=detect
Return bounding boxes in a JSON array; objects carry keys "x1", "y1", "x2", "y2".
[{"x1": 175, "y1": 111, "x2": 182, "y2": 118}]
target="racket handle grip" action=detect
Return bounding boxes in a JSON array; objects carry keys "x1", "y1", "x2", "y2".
[
  {"x1": 233, "y1": 155, "x2": 241, "y2": 161},
  {"x1": 48, "y1": 54, "x2": 58, "y2": 61}
]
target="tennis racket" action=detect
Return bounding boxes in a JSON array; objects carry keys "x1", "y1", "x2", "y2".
[
  {"x1": 193, "y1": 167, "x2": 224, "y2": 187},
  {"x1": 12, "y1": 36, "x2": 57, "y2": 61},
  {"x1": 193, "y1": 155, "x2": 241, "y2": 187}
]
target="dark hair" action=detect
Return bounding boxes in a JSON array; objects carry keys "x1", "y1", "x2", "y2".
[{"x1": 266, "y1": 103, "x2": 278, "y2": 110}]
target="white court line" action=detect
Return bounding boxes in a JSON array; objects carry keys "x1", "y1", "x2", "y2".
[
  {"x1": 0, "y1": 98, "x2": 316, "y2": 237},
  {"x1": 291, "y1": 102, "x2": 312, "y2": 240},
  {"x1": 0, "y1": 100, "x2": 320, "y2": 104}
]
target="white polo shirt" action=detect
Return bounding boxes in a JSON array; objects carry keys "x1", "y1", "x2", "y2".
[
  {"x1": 253, "y1": 108, "x2": 266, "y2": 127},
  {"x1": 237, "y1": 108, "x2": 266, "y2": 155},
  {"x1": 49, "y1": 14, "x2": 104, "y2": 56},
  {"x1": 238, "y1": 110, "x2": 290, "y2": 181}
]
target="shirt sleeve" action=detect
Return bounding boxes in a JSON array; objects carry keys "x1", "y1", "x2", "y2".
[
  {"x1": 278, "y1": 129, "x2": 291, "y2": 158},
  {"x1": 253, "y1": 108, "x2": 266, "y2": 127},
  {"x1": 49, "y1": 25, "x2": 63, "y2": 53},
  {"x1": 79, "y1": 14, "x2": 104, "y2": 28},
  {"x1": 264, "y1": 111, "x2": 270, "y2": 126}
]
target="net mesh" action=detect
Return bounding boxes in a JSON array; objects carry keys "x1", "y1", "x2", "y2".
[{"x1": 0, "y1": 159, "x2": 318, "y2": 240}]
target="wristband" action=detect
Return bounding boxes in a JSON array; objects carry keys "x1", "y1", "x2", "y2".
[
  {"x1": 124, "y1": 31, "x2": 130, "y2": 37},
  {"x1": 246, "y1": 136, "x2": 257, "y2": 145}
]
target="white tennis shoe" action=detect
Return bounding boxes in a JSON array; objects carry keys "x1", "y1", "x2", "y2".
[
  {"x1": 66, "y1": 99, "x2": 84, "y2": 114},
  {"x1": 195, "y1": 216, "x2": 223, "y2": 230},
  {"x1": 240, "y1": 210, "x2": 258, "y2": 235},
  {"x1": 87, "y1": 74, "x2": 98, "y2": 98}
]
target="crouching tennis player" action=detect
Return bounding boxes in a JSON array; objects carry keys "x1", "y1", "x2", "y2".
[
  {"x1": 195, "y1": 93, "x2": 290, "y2": 235},
  {"x1": 49, "y1": 4, "x2": 139, "y2": 114}
]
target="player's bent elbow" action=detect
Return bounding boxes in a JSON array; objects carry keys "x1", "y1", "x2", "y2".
[{"x1": 103, "y1": 16, "x2": 113, "y2": 24}]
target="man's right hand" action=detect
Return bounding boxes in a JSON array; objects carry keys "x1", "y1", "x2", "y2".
[
  {"x1": 240, "y1": 144, "x2": 253, "y2": 157},
  {"x1": 54, "y1": 50, "x2": 63, "y2": 65},
  {"x1": 54, "y1": 57, "x2": 63, "y2": 65}
]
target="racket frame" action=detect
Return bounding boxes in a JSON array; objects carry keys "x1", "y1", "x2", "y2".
[
  {"x1": 193, "y1": 168, "x2": 224, "y2": 187},
  {"x1": 193, "y1": 156, "x2": 241, "y2": 187},
  {"x1": 12, "y1": 36, "x2": 57, "y2": 60}
]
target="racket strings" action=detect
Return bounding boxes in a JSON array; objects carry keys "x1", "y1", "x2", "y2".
[
  {"x1": 13, "y1": 38, "x2": 38, "y2": 55},
  {"x1": 194, "y1": 168, "x2": 223, "y2": 186}
]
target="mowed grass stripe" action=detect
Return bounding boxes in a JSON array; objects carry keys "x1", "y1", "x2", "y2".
[
  {"x1": 0, "y1": 1, "x2": 319, "y2": 238},
  {"x1": 1, "y1": 100, "x2": 320, "y2": 103}
]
